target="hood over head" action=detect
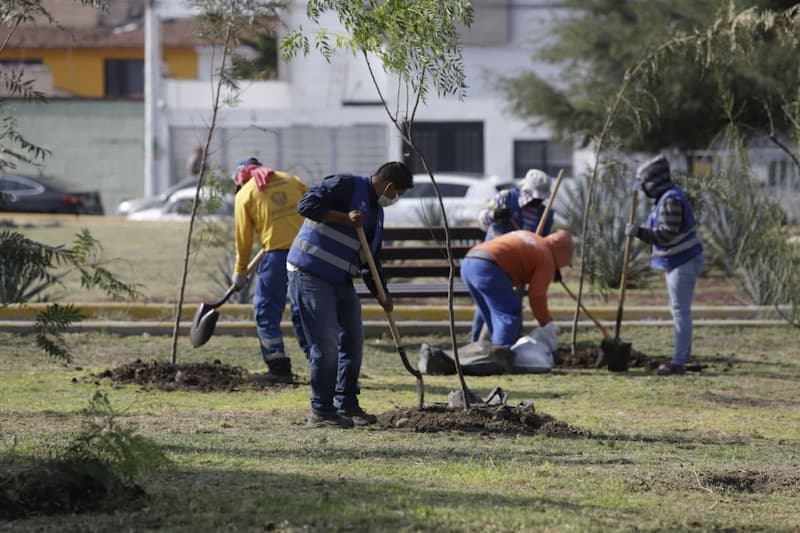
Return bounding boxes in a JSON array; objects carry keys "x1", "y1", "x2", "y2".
[
  {"x1": 544, "y1": 230, "x2": 573, "y2": 269},
  {"x1": 636, "y1": 154, "x2": 672, "y2": 199}
]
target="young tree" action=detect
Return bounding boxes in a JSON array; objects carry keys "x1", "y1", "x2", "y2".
[
  {"x1": 169, "y1": 0, "x2": 287, "y2": 364},
  {"x1": 566, "y1": 3, "x2": 800, "y2": 348},
  {"x1": 281, "y1": 0, "x2": 475, "y2": 406}
]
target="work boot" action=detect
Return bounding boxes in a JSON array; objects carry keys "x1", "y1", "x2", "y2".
[
  {"x1": 252, "y1": 356, "x2": 294, "y2": 385},
  {"x1": 307, "y1": 411, "x2": 355, "y2": 429},
  {"x1": 338, "y1": 406, "x2": 378, "y2": 426}
]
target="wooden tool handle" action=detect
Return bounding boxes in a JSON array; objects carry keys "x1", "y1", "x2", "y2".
[
  {"x1": 614, "y1": 189, "x2": 638, "y2": 340},
  {"x1": 535, "y1": 168, "x2": 566, "y2": 236}
]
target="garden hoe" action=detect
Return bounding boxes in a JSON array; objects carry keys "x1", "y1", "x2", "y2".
[
  {"x1": 356, "y1": 227, "x2": 425, "y2": 409},
  {"x1": 600, "y1": 189, "x2": 638, "y2": 371},
  {"x1": 189, "y1": 249, "x2": 265, "y2": 348}
]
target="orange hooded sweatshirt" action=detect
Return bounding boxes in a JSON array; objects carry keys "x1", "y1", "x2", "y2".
[{"x1": 468, "y1": 230, "x2": 573, "y2": 326}]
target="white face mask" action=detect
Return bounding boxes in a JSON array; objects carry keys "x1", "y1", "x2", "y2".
[{"x1": 378, "y1": 194, "x2": 399, "y2": 207}]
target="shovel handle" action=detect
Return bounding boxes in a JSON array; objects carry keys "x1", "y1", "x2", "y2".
[
  {"x1": 614, "y1": 189, "x2": 638, "y2": 340},
  {"x1": 213, "y1": 249, "x2": 266, "y2": 308},
  {"x1": 355, "y1": 227, "x2": 424, "y2": 388},
  {"x1": 535, "y1": 168, "x2": 565, "y2": 236}
]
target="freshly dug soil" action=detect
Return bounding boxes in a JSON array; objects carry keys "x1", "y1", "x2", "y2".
[
  {"x1": 0, "y1": 459, "x2": 146, "y2": 520},
  {"x1": 92, "y1": 359, "x2": 294, "y2": 392},
  {"x1": 555, "y1": 343, "x2": 652, "y2": 369},
  {"x1": 377, "y1": 403, "x2": 586, "y2": 437}
]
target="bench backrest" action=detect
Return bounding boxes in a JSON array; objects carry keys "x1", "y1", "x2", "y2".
[{"x1": 356, "y1": 225, "x2": 485, "y2": 298}]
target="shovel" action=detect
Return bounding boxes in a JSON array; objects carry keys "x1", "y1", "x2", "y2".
[
  {"x1": 189, "y1": 249, "x2": 265, "y2": 348},
  {"x1": 356, "y1": 226, "x2": 425, "y2": 409},
  {"x1": 600, "y1": 189, "x2": 638, "y2": 371}
]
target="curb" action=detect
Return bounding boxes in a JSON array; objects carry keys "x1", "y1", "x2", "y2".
[
  {"x1": 0, "y1": 303, "x2": 787, "y2": 322},
  {"x1": 0, "y1": 318, "x2": 787, "y2": 338}
]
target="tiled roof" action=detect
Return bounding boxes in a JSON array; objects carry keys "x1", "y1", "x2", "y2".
[{"x1": 0, "y1": 18, "x2": 206, "y2": 49}]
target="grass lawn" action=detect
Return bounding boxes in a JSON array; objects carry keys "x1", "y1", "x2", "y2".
[{"x1": 1, "y1": 325, "x2": 799, "y2": 531}]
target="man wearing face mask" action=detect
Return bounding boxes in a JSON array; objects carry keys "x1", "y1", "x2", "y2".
[
  {"x1": 287, "y1": 162, "x2": 414, "y2": 428},
  {"x1": 625, "y1": 154, "x2": 704, "y2": 376}
]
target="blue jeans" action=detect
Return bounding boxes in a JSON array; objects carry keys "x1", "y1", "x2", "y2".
[
  {"x1": 665, "y1": 253, "x2": 703, "y2": 366},
  {"x1": 470, "y1": 285, "x2": 526, "y2": 342},
  {"x1": 461, "y1": 257, "x2": 522, "y2": 347},
  {"x1": 288, "y1": 269, "x2": 364, "y2": 415},
  {"x1": 253, "y1": 251, "x2": 307, "y2": 364}
]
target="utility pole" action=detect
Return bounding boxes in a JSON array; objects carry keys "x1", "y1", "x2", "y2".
[{"x1": 144, "y1": 0, "x2": 167, "y2": 196}]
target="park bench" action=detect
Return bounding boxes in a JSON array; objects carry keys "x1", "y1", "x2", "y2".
[{"x1": 355, "y1": 225, "x2": 486, "y2": 299}]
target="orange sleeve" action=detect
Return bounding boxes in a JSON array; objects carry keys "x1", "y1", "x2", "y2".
[{"x1": 527, "y1": 257, "x2": 555, "y2": 326}]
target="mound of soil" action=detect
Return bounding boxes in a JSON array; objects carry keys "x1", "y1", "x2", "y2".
[
  {"x1": 93, "y1": 359, "x2": 294, "y2": 392},
  {"x1": 0, "y1": 459, "x2": 146, "y2": 520},
  {"x1": 377, "y1": 403, "x2": 586, "y2": 437}
]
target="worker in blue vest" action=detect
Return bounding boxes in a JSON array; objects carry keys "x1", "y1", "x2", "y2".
[
  {"x1": 472, "y1": 168, "x2": 555, "y2": 342},
  {"x1": 287, "y1": 162, "x2": 414, "y2": 429},
  {"x1": 626, "y1": 154, "x2": 704, "y2": 375}
]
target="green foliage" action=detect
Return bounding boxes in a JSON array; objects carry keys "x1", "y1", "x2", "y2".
[
  {"x1": 281, "y1": 0, "x2": 473, "y2": 102},
  {"x1": 1, "y1": 228, "x2": 140, "y2": 361},
  {"x1": 0, "y1": 229, "x2": 140, "y2": 304},
  {"x1": 559, "y1": 164, "x2": 650, "y2": 298},
  {"x1": 189, "y1": 0, "x2": 288, "y2": 90},
  {"x1": 33, "y1": 303, "x2": 85, "y2": 363},
  {"x1": 64, "y1": 391, "x2": 170, "y2": 484},
  {"x1": 231, "y1": 28, "x2": 279, "y2": 80},
  {"x1": 499, "y1": 1, "x2": 800, "y2": 152}
]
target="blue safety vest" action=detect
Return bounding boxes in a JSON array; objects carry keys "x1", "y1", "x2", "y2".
[
  {"x1": 288, "y1": 176, "x2": 383, "y2": 284},
  {"x1": 648, "y1": 186, "x2": 703, "y2": 270},
  {"x1": 486, "y1": 188, "x2": 553, "y2": 240}
]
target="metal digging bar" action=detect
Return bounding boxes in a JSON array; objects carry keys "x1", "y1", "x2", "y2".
[{"x1": 356, "y1": 226, "x2": 425, "y2": 409}]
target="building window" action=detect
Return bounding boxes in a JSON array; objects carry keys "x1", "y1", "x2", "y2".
[
  {"x1": 403, "y1": 122, "x2": 484, "y2": 174},
  {"x1": 104, "y1": 59, "x2": 144, "y2": 98},
  {"x1": 513, "y1": 140, "x2": 573, "y2": 179}
]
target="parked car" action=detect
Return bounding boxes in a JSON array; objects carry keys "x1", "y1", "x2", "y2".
[
  {"x1": 0, "y1": 172, "x2": 104, "y2": 215},
  {"x1": 383, "y1": 173, "x2": 512, "y2": 226},
  {"x1": 127, "y1": 187, "x2": 233, "y2": 221},
  {"x1": 115, "y1": 176, "x2": 198, "y2": 217}
]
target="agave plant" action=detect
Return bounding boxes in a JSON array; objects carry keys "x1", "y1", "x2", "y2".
[{"x1": 558, "y1": 165, "x2": 650, "y2": 299}]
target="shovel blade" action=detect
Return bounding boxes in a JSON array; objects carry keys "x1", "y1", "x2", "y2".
[
  {"x1": 601, "y1": 337, "x2": 631, "y2": 372},
  {"x1": 189, "y1": 303, "x2": 219, "y2": 348}
]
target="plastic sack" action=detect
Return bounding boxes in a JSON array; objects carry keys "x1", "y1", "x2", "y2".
[{"x1": 510, "y1": 335, "x2": 554, "y2": 374}]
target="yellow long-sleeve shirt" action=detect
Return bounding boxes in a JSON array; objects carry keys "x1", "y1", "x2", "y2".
[{"x1": 234, "y1": 171, "x2": 308, "y2": 274}]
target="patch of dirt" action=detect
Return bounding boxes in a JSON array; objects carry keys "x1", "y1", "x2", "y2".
[
  {"x1": 555, "y1": 343, "x2": 653, "y2": 369},
  {"x1": 91, "y1": 359, "x2": 294, "y2": 392},
  {"x1": 0, "y1": 459, "x2": 146, "y2": 520},
  {"x1": 702, "y1": 470, "x2": 800, "y2": 494},
  {"x1": 377, "y1": 403, "x2": 587, "y2": 437}
]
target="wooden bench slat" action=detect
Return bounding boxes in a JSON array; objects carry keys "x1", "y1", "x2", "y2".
[
  {"x1": 380, "y1": 246, "x2": 471, "y2": 260},
  {"x1": 382, "y1": 226, "x2": 485, "y2": 241}
]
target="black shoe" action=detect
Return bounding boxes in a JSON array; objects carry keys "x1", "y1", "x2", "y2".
[
  {"x1": 338, "y1": 406, "x2": 377, "y2": 426},
  {"x1": 307, "y1": 411, "x2": 355, "y2": 429}
]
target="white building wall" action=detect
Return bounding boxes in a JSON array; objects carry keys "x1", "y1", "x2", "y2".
[{"x1": 162, "y1": 0, "x2": 568, "y2": 188}]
